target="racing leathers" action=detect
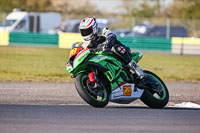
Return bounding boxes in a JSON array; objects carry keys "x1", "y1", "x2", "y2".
[{"x1": 82, "y1": 28, "x2": 146, "y2": 80}]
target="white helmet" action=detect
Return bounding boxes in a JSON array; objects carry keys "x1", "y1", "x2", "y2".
[{"x1": 79, "y1": 17, "x2": 98, "y2": 41}]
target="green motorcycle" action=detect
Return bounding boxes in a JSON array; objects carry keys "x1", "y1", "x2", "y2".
[{"x1": 66, "y1": 42, "x2": 169, "y2": 108}]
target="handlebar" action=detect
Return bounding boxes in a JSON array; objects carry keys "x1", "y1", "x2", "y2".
[{"x1": 88, "y1": 41, "x2": 111, "y2": 53}]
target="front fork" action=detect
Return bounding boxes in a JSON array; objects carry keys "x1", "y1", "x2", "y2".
[{"x1": 87, "y1": 68, "x2": 106, "y2": 96}]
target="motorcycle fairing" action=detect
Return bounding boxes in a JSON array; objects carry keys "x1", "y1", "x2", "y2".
[
  {"x1": 66, "y1": 46, "x2": 143, "y2": 90},
  {"x1": 110, "y1": 83, "x2": 144, "y2": 104},
  {"x1": 73, "y1": 48, "x2": 90, "y2": 68},
  {"x1": 66, "y1": 62, "x2": 73, "y2": 72},
  {"x1": 66, "y1": 48, "x2": 90, "y2": 73},
  {"x1": 88, "y1": 54, "x2": 123, "y2": 81}
]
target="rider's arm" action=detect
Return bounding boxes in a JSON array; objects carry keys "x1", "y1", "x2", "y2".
[{"x1": 102, "y1": 27, "x2": 117, "y2": 47}]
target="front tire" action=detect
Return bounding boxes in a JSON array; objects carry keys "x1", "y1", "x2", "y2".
[
  {"x1": 75, "y1": 73, "x2": 109, "y2": 108},
  {"x1": 140, "y1": 70, "x2": 169, "y2": 108}
]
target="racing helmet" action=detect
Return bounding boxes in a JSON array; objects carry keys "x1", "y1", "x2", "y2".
[{"x1": 79, "y1": 17, "x2": 98, "y2": 41}]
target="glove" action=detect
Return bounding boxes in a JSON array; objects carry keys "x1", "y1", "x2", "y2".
[
  {"x1": 102, "y1": 27, "x2": 111, "y2": 37},
  {"x1": 102, "y1": 41, "x2": 109, "y2": 52},
  {"x1": 102, "y1": 27, "x2": 116, "y2": 46}
]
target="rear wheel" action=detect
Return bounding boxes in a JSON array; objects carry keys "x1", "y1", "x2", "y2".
[
  {"x1": 140, "y1": 70, "x2": 169, "y2": 108},
  {"x1": 75, "y1": 73, "x2": 109, "y2": 108}
]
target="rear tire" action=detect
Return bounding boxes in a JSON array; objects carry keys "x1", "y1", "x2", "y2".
[
  {"x1": 140, "y1": 70, "x2": 169, "y2": 109},
  {"x1": 75, "y1": 73, "x2": 109, "y2": 108}
]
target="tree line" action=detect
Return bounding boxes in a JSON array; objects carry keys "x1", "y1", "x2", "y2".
[
  {"x1": 126, "y1": 0, "x2": 200, "y2": 19},
  {"x1": 0, "y1": 0, "x2": 51, "y2": 12},
  {"x1": 0, "y1": 0, "x2": 97, "y2": 16},
  {"x1": 0, "y1": 0, "x2": 200, "y2": 19}
]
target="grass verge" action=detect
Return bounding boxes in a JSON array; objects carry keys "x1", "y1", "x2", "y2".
[{"x1": 0, "y1": 46, "x2": 200, "y2": 82}]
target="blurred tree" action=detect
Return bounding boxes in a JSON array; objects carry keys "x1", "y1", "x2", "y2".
[
  {"x1": 123, "y1": 0, "x2": 200, "y2": 19},
  {"x1": 123, "y1": 0, "x2": 157, "y2": 18},
  {"x1": 164, "y1": 0, "x2": 200, "y2": 37},
  {"x1": 0, "y1": 0, "x2": 52, "y2": 13},
  {"x1": 165, "y1": 0, "x2": 200, "y2": 19},
  {"x1": 0, "y1": 0, "x2": 26, "y2": 13},
  {"x1": 132, "y1": 2, "x2": 156, "y2": 17},
  {"x1": 53, "y1": 0, "x2": 99, "y2": 17},
  {"x1": 25, "y1": 0, "x2": 52, "y2": 12}
]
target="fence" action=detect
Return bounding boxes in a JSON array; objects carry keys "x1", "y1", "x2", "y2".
[
  {"x1": 1, "y1": 12, "x2": 200, "y2": 38},
  {"x1": 118, "y1": 37, "x2": 171, "y2": 51},
  {"x1": 1, "y1": 32, "x2": 200, "y2": 55},
  {"x1": 63, "y1": 15, "x2": 200, "y2": 38}
]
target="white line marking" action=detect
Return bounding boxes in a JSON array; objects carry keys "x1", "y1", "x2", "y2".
[{"x1": 173, "y1": 102, "x2": 200, "y2": 108}]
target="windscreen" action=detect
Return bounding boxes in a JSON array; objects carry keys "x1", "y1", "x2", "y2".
[{"x1": 0, "y1": 20, "x2": 16, "y2": 26}]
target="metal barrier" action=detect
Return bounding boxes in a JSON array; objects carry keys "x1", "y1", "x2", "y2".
[
  {"x1": 1, "y1": 32, "x2": 200, "y2": 55},
  {"x1": 172, "y1": 37, "x2": 200, "y2": 55},
  {"x1": 59, "y1": 33, "x2": 83, "y2": 48},
  {"x1": 0, "y1": 32, "x2": 9, "y2": 46},
  {"x1": 9, "y1": 32, "x2": 58, "y2": 46},
  {"x1": 118, "y1": 37, "x2": 171, "y2": 51}
]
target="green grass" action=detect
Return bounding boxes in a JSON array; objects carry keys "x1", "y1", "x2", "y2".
[
  {"x1": 139, "y1": 53, "x2": 200, "y2": 82},
  {"x1": 0, "y1": 46, "x2": 70, "y2": 82},
  {"x1": 0, "y1": 46, "x2": 200, "y2": 82}
]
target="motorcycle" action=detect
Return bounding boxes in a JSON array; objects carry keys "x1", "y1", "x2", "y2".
[{"x1": 66, "y1": 42, "x2": 169, "y2": 108}]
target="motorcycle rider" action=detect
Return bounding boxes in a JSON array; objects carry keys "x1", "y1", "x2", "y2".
[{"x1": 79, "y1": 17, "x2": 146, "y2": 80}]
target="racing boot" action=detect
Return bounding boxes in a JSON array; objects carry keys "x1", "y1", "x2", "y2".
[{"x1": 128, "y1": 59, "x2": 146, "y2": 80}]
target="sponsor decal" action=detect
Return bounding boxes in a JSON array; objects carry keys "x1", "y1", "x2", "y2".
[
  {"x1": 113, "y1": 94, "x2": 123, "y2": 98},
  {"x1": 93, "y1": 56, "x2": 108, "y2": 62},
  {"x1": 93, "y1": 56, "x2": 104, "y2": 60},
  {"x1": 112, "y1": 91, "x2": 123, "y2": 98},
  {"x1": 123, "y1": 85, "x2": 132, "y2": 96},
  {"x1": 78, "y1": 54, "x2": 88, "y2": 62}
]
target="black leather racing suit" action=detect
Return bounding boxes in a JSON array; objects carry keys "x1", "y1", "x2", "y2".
[{"x1": 87, "y1": 33, "x2": 132, "y2": 64}]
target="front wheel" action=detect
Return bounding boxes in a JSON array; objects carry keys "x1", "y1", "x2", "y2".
[
  {"x1": 140, "y1": 70, "x2": 169, "y2": 108},
  {"x1": 75, "y1": 73, "x2": 109, "y2": 108}
]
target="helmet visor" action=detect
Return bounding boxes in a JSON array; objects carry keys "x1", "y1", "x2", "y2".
[{"x1": 80, "y1": 26, "x2": 93, "y2": 36}]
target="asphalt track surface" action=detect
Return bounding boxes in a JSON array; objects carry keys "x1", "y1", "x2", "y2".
[
  {"x1": 0, "y1": 104, "x2": 200, "y2": 133},
  {"x1": 0, "y1": 82, "x2": 199, "y2": 105},
  {"x1": 0, "y1": 82, "x2": 200, "y2": 133}
]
